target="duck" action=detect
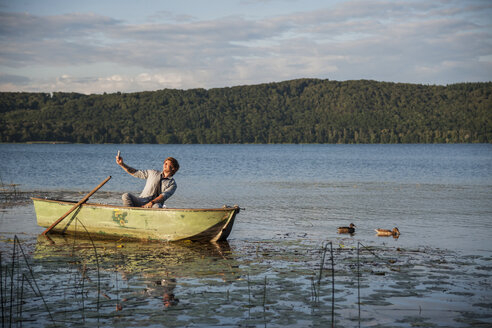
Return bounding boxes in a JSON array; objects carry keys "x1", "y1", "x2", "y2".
[
  {"x1": 338, "y1": 223, "x2": 356, "y2": 234},
  {"x1": 375, "y1": 227, "x2": 400, "y2": 237}
]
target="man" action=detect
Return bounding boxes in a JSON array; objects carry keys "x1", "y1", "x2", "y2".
[{"x1": 116, "y1": 154, "x2": 179, "y2": 208}]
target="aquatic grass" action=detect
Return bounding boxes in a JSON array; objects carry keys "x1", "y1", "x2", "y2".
[
  {"x1": 0, "y1": 174, "x2": 21, "y2": 206},
  {"x1": 0, "y1": 235, "x2": 56, "y2": 327},
  {"x1": 1, "y1": 233, "x2": 491, "y2": 327}
]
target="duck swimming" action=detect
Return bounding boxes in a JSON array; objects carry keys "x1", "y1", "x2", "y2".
[
  {"x1": 375, "y1": 227, "x2": 400, "y2": 237},
  {"x1": 338, "y1": 223, "x2": 356, "y2": 234}
]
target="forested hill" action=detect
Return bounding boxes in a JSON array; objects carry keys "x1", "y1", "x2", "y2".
[{"x1": 1, "y1": 79, "x2": 491, "y2": 144}]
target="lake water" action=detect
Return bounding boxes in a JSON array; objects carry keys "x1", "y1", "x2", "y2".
[{"x1": 0, "y1": 143, "x2": 491, "y2": 327}]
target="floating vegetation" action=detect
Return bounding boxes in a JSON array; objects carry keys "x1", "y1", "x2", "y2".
[{"x1": 0, "y1": 231, "x2": 490, "y2": 327}]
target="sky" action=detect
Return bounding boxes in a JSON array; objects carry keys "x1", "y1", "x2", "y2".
[{"x1": 0, "y1": 0, "x2": 491, "y2": 94}]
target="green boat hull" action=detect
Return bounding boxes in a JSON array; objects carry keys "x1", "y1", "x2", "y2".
[{"x1": 32, "y1": 197, "x2": 240, "y2": 242}]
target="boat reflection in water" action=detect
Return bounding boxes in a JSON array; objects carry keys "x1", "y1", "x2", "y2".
[
  {"x1": 34, "y1": 233, "x2": 238, "y2": 314},
  {"x1": 147, "y1": 277, "x2": 179, "y2": 308}
]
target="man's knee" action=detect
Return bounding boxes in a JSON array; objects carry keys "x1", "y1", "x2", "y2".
[{"x1": 122, "y1": 193, "x2": 133, "y2": 206}]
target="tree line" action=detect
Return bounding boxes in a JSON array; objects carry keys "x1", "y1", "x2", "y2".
[{"x1": 0, "y1": 78, "x2": 491, "y2": 144}]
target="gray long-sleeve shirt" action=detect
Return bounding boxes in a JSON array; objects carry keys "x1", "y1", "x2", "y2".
[{"x1": 132, "y1": 169, "x2": 177, "y2": 203}]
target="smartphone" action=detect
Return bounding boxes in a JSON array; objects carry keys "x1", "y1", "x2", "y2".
[{"x1": 117, "y1": 150, "x2": 121, "y2": 158}]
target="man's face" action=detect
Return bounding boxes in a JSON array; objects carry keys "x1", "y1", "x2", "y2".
[{"x1": 163, "y1": 160, "x2": 172, "y2": 175}]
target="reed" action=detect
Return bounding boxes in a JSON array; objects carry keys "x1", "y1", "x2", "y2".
[
  {"x1": 309, "y1": 241, "x2": 335, "y2": 327},
  {"x1": 0, "y1": 175, "x2": 20, "y2": 206},
  {"x1": 356, "y1": 241, "x2": 402, "y2": 326},
  {"x1": 0, "y1": 236, "x2": 56, "y2": 327},
  {"x1": 0, "y1": 218, "x2": 107, "y2": 326},
  {"x1": 263, "y1": 276, "x2": 267, "y2": 328}
]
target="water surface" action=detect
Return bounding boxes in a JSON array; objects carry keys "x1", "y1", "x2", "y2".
[{"x1": 0, "y1": 144, "x2": 491, "y2": 327}]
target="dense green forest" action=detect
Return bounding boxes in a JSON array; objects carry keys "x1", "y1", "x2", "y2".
[{"x1": 0, "y1": 79, "x2": 491, "y2": 144}]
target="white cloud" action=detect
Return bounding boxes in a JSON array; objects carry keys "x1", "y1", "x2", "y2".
[{"x1": 0, "y1": 0, "x2": 491, "y2": 93}]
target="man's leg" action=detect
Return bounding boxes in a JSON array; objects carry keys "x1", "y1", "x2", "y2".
[{"x1": 122, "y1": 193, "x2": 146, "y2": 207}]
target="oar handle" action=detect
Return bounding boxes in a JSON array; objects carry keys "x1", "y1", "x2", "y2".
[{"x1": 41, "y1": 176, "x2": 112, "y2": 235}]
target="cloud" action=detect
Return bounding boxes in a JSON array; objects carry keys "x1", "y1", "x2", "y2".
[
  {"x1": 0, "y1": 0, "x2": 491, "y2": 93},
  {"x1": 0, "y1": 72, "x2": 30, "y2": 84},
  {"x1": 0, "y1": 11, "x2": 119, "y2": 40}
]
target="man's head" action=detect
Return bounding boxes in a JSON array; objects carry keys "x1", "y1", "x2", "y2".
[{"x1": 164, "y1": 157, "x2": 179, "y2": 176}]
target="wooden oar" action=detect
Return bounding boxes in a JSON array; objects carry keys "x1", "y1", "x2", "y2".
[{"x1": 41, "y1": 176, "x2": 112, "y2": 236}]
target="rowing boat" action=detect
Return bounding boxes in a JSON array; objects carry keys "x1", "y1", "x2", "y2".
[{"x1": 32, "y1": 197, "x2": 240, "y2": 242}]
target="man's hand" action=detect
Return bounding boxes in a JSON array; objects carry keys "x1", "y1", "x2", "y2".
[
  {"x1": 142, "y1": 201, "x2": 153, "y2": 208},
  {"x1": 116, "y1": 155, "x2": 123, "y2": 165}
]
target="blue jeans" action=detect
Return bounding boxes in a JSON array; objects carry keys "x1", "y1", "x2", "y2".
[{"x1": 122, "y1": 193, "x2": 163, "y2": 208}]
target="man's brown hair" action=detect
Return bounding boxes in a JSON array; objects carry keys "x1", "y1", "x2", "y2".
[{"x1": 166, "y1": 157, "x2": 180, "y2": 176}]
